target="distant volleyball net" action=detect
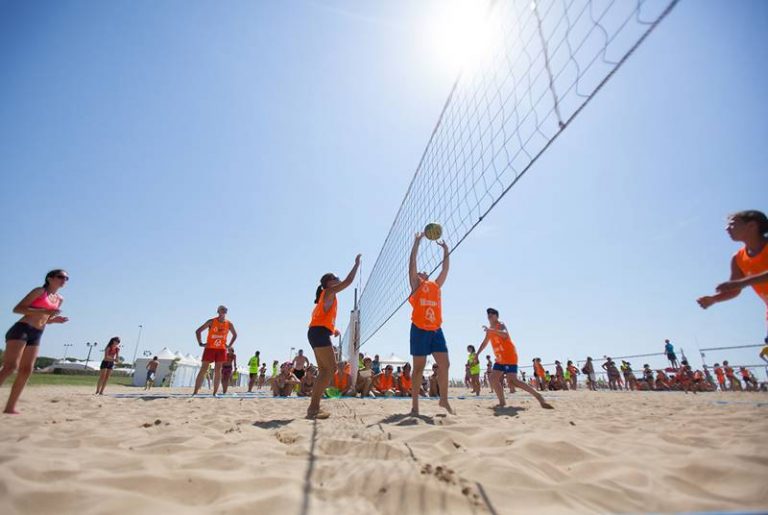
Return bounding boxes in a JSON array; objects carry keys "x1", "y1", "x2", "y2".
[{"x1": 342, "y1": 0, "x2": 679, "y2": 351}]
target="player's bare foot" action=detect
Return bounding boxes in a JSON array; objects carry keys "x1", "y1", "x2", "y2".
[
  {"x1": 3, "y1": 409, "x2": 20, "y2": 415},
  {"x1": 540, "y1": 401, "x2": 554, "y2": 410},
  {"x1": 439, "y1": 400, "x2": 455, "y2": 414},
  {"x1": 306, "y1": 409, "x2": 330, "y2": 420}
]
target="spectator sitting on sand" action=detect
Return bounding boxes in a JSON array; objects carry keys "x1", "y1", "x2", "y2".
[
  {"x1": 331, "y1": 361, "x2": 354, "y2": 396},
  {"x1": 741, "y1": 367, "x2": 758, "y2": 391},
  {"x1": 428, "y1": 364, "x2": 440, "y2": 397},
  {"x1": 298, "y1": 365, "x2": 316, "y2": 397},
  {"x1": 642, "y1": 364, "x2": 655, "y2": 390},
  {"x1": 397, "y1": 362, "x2": 414, "y2": 397},
  {"x1": 655, "y1": 370, "x2": 670, "y2": 390},
  {"x1": 272, "y1": 362, "x2": 299, "y2": 397},
  {"x1": 373, "y1": 365, "x2": 396, "y2": 396},
  {"x1": 356, "y1": 357, "x2": 375, "y2": 397}
]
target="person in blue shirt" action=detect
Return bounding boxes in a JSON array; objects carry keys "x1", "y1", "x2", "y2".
[{"x1": 664, "y1": 339, "x2": 678, "y2": 368}]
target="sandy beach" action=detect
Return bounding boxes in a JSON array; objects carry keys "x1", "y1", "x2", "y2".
[{"x1": 0, "y1": 386, "x2": 766, "y2": 514}]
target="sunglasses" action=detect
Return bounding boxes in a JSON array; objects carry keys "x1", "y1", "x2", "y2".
[{"x1": 55, "y1": 275, "x2": 69, "y2": 281}]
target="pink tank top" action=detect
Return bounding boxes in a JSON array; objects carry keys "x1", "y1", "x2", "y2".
[{"x1": 29, "y1": 290, "x2": 61, "y2": 311}]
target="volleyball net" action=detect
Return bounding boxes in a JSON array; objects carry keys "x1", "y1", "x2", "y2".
[{"x1": 344, "y1": 0, "x2": 679, "y2": 351}]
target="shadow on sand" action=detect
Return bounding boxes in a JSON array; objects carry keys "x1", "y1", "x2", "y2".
[
  {"x1": 372, "y1": 413, "x2": 437, "y2": 427},
  {"x1": 491, "y1": 405, "x2": 523, "y2": 417},
  {"x1": 252, "y1": 419, "x2": 294, "y2": 429}
]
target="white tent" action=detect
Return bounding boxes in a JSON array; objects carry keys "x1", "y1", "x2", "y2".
[
  {"x1": 379, "y1": 353, "x2": 409, "y2": 368},
  {"x1": 132, "y1": 347, "x2": 200, "y2": 387},
  {"x1": 48, "y1": 359, "x2": 101, "y2": 372}
]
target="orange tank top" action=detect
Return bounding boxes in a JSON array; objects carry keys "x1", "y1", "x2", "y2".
[
  {"x1": 310, "y1": 290, "x2": 338, "y2": 332},
  {"x1": 400, "y1": 374, "x2": 412, "y2": 391},
  {"x1": 409, "y1": 280, "x2": 442, "y2": 331},
  {"x1": 378, "y1": 374, "x2": 394, "y2": 390},
  {"x1": 206, "y1": 319, "x2": 230, "y2": 349},
  {"x1": 488, "y1": 322, "x2": 518, "y2": 365},
  {"x1": 734, "y1": 245, "x2": 768, "y2": 316},
  {"x1": 534, "y1": 362, "x2": 545, "y2": 377},
  {"x1": 333, "y1": 371, "x2": 349, "y2": 390}
]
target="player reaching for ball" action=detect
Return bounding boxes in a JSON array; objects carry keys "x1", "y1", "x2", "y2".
[
  {"x1": 306, "y1": 254, "x2": 361, "y2": 420},
  {"x1": 408, "y1": 229, "x2": 454, "y2": 415},
  {"x1": 476, "y1": 308, "x2": 553, "y2": 410}
]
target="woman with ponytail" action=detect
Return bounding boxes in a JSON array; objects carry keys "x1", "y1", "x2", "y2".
[
  {"x1": 306, "y1": 254, "x2": 361, "y2": 419},
  {"x1": 1, "y1": 269, "x2": 69, "y2": 414}
]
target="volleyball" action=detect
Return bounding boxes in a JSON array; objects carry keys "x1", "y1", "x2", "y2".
[{"x1": 424, "y1": 222, "x2": 443, "y2": 241}]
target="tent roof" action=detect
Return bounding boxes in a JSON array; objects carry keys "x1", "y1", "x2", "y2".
[
  {"x1": 380, "y1": 353, "x2": 408, "y2": 364},
  {"x1": 156, "y1": 347, "x2": 178, "y2": 360}
]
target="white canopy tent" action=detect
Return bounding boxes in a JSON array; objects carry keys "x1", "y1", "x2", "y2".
[
  {"x1": 132, "y1": 347, "x2": 201, "y2": 387},
  {"x1": 379, "y1": 353, "x2": 409, "y2": 368}
]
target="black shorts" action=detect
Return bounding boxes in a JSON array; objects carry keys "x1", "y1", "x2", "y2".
[
  {"x1": 307, "y1": 326, "x2": 333, "y2": 349},
  {"x1": 294, "y1": 369, "x2": 305, "y2": 380},
  {"x1": 5, "y1": 322, "x2": 44, "y2": 346},
  {"x1": 100, "y1": 360, "x2": 114, "y2": 370}
]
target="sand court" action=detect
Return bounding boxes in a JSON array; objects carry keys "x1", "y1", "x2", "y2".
[{"x1": 1, "y1": 386, "x2": 766, "y2": 514}]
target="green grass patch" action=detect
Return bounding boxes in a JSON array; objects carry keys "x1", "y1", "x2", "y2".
[{"x1": 22, "y1": 373, "x2": 134, "y2": 387}]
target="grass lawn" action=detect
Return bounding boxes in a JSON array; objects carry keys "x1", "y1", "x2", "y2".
[{"x1": 21, "y1": 373, "x2": 134, "y2": 387}]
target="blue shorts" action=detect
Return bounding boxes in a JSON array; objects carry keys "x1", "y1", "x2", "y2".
[
  {"x1": 493, "y1": 363, "x2": 518, "y2": 374},
  {"x1": 410, "y1": 324, "x2": 447, "y2": 356}
]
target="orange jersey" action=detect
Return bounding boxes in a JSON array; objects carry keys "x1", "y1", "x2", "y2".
[
  {"x1": 333, "y1": 371, "x2": 349, "y2": 390},
  {"x1": 206, "y1": 319, "x2": 230, "y2": 349},
  {"x1": 487, "y1": 322, "x2": 518, "y2": 365},
  {"x1": 310, "y1": 290, "x2": 338, "y2": 332},
  {"x1": 724, "y1": 366, "x2": 735, "y2": 378},
  {"x1": 399, "y1": 374, "x2": 412, "y2": 391},
  {"x1": 534, "y1": 362, "x2": 545, "y2": 378},
  {"x1": 734, "y1": 245, "x2": 768, "y2": 316},
  {"x1": 409, "y1": 280, "x2": 442, "y2": 331},
  {"x1": 377, "y1": 373, "x2": 394, "y2": 391},
  {"x1": 714, "y1": 367, "x2": 725, "y2": 381}
]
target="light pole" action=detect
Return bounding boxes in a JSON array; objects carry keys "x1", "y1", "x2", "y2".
[
  {"x1": 289, "y1": 347, "x2": 296, "y2": 361},
  {"x1": 84, "y1": 342, "x2": 98, "y2": 369},
  {"x1": 63, "y1": 343, "x2": 73, "y2": 359},
  {"x1": 132, "y1": 324, "x2": 143, "y2": 365}
]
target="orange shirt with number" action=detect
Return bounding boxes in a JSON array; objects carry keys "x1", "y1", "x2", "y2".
[
  {"x1": 206, "y1": 319, "x2": 230, "y2": 350},
  {"x1": 409, "y1": 279, "x2": 442, "y2": 331}
]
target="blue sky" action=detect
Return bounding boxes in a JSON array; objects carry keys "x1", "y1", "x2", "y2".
[{"x1": 1, "y1": 0, "x2": 766, "y2": 377}]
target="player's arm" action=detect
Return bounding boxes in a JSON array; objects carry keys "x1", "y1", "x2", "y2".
[
  {"x1": 717, "y1": 269, "x2": 768, "y2": 293},
  {"x1": 47, "y1": 298, "x2": 68, "y2": 324},
  {"x1": 326, "y1": 254, "x2": 362, "y2": 295},
  {"x1": 228, "y1": 322, "x2": 237, "y2": 347},
  {"x1": 476, "y1": 333, "x2": 491, "y2": 356},
  {"x1": 13, "y1": 288, "x2": 60, "y2": 316},
  {"x1": 435, "y1": 240, "x2": 450, "y2": 287},
  {"x1": 196, "y1": 319, "x2": 212, "y2": 346},
  {"x1": 409, "y1": 233, "x2": 424, "y2": 292},
  {"x1": 697, "y1": 256, "x2": 744, "y2": 309}
]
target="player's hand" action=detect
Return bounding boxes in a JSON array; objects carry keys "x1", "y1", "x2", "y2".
[
  {"x1": 198, "y1": 341, "x2": 205, "y2": 347},
  {"x1": 354, "y1": 254, "x2": 362, "y2": 266},
  {"x1": 437, "y1": 240, "x2": 449, "y2": 251},
  {"x1": 482, "y1": 325, "x2": 489, "y2": 332},
  {"x1": 696, "y1": 296, "x2": 716, "y2": 309},
  {"x1": 334, "y1": 329, "x2": 341, "y2": 337},
  {"x1": 715, "y1": 279, "x2": 747, "y2": 293},
  {"x1": 414, "y1": 232, "x2": 424, "y2": 241},
  {"x1": 49, "y1": 316, "x2": 68, "y2": 324}
]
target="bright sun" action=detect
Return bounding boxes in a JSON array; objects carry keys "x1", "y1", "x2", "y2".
[{"x1": 427, "y1": 0, "x2": 497, "y2": 73}]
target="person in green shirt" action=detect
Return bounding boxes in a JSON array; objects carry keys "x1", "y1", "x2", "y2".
[
  {"x1": 248, "y1": 351, "x2": 261, "y2": 392},
  {"x1": 466, "y1": 345, "x2": 481, "y2": 396}
]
